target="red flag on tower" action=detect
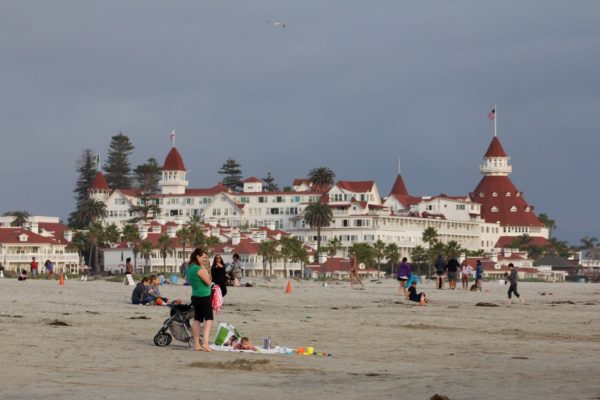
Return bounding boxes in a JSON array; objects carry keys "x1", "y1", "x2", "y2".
[{"x1": 488, "y1": 108, "x2": 496, "y2": 121}]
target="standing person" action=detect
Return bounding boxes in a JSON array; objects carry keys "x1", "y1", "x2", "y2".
[
  {"x1": 475, "y1": 260, "x2": 483, "y2": 291},
  {"x1": 186, "y1": 248, "x2": 214, "y2": 352},
  {"x1": 125, "y1": 258, "x2": 133, "y2": 275},
  {"x1": 180, "y1": 261, "x2": 188, "y2": 278},
  {"x1": 30, "y1": 257, "x2": 39, "y2": 279},
  {"x1": 211, "y1": 255, "x2": 228, "y2": 297},
  {"x1": 230, "y1": 253, "x2": 243, "y2": 286},
  {"x1": 396, "y1": 257, "x2": 411, "y2": 295},
  {"x1": 506, "y1": 263, "x2": 525, "y2": 304},
  {"x1": 445, "y1": 257, "x2": 460, "y2": 290},
  {"x1": 434, "y1": 254, "x2": 446, "y2": 289},
  {"x1": 349, "y1": 256, "x2": 365, "y2": 290},
  {"x1": 46, "y1": 260, "x2": 55, "y2": 279},
  {"x1": 461, "y1": 260, "x2": 473, "y2": 291}
]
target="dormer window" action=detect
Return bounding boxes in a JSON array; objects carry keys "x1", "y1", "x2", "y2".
[
  {"x1": 506, "y1": 192, "x2": 511, "y2": 197},
  {"x1": 491, "y1": 206, "x2": 499, "y2": 213},
  {"x1": 510, "y1": 206, "x2": 517, "y2": 212},
  {"x1": 479, "y1": 192, "x2": 484, "y2": 197},
  {"x1": 492, "y1": 192, "x2": 498, "y2": 197},
  {"x1": 525, "y1": 206, "x2": 530, "y2": 212},
  {"x1": 19, "y1": 234, "x2": 29, "y2": 242}
]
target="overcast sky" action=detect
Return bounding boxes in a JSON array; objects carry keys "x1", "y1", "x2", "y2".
[{"x1": 1, "y1": 1, "x2": 599, "y2": 243}]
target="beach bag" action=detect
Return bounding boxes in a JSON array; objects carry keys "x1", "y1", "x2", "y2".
[{"x1": 214, "y1": 323, "x2": 241, "y2": 346}]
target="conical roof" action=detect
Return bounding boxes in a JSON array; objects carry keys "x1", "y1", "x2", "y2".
[
  {"x1": 90, "y1": 171, "x2": 109, "y2": 191},
  {"x1": 163, "y1": 147, "x2": 186, "y2": 171},
  {"x1": 389, "y1": 174, "x2": 409, "y2": 197},
  {"x1": 484, "y1": 137, "x2": 508, "y2": 157}
]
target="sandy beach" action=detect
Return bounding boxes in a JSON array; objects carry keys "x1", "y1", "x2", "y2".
[{"x1": 1, "y1": 277, "x2": 599, "y2": 400}]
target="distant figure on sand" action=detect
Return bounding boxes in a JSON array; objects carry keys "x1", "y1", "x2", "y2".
[
  {"x1": 475, "y1": 260, "x2": 483, "y2": 291},
  {"x1": 45, "y1": 260, "x2": 54, "y2": 279},
  {"x1": 396, "y1": 257, "x2": 411, "y2": 295},
  {"x1": 131, "y1": 277, "x2": 154, "y2": 305},
  {"x1": 18, "y1": 269, "x2": 27, "y2": 281},
  {"x1": 406, "y1": 281, "x2": 428, "y2": 304},
  {"x1": 125, "y1": 258, "x2": 133, "y2": 275},
  {"x1": 349, "y1": 256, "x2": 365, "y2": 289},
  {"x1": 229, "y1": 253, "x2": 243, "y2": 286},
  {"x1": 506, "y1": 263, "x2": 525, "y2": 304},
  {"x1": 445, "y1": 257, "x2": 460, "y2": 290},
  {"x1": 461, "y1": 260, "x2": 472, "y2": 291},
  {"x1": 30, "y1": 257, "x2": 38, "y2": 278},
  {"x1": 234, "y1": 337, "x2": 258, "y2": 351},
  {"x1": 211, "y1": 255, "x2": 228, "y2": 297},
  {"x1": 435, "y1": 254, "x2": 445, "y2": 289}
]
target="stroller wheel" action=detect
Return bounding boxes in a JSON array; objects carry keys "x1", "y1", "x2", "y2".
[{"x1": 154, "y1": 332, "x2": 172, "y2": 347}]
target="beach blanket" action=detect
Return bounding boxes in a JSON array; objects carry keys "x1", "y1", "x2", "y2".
[{"x1": 209, "y1": 344, "x2": 295, "y2": 355}]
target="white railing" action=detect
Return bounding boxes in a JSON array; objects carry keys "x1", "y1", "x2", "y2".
[{"x1": 1, "y1": 253, "x2": 80, "y2": 263}]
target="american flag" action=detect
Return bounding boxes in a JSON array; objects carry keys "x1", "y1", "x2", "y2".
[
  {"x1": 488, "y1": 108, "x2": 496, "y2": 121},
  {"x1": 169, "y1": 130, "x2": 175, "y2": 143}
]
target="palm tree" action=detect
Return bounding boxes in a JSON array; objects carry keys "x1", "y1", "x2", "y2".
[
  {"x1": 538, "y1": 213, "x2": 556, "y2": 238},
  {"x1": 303, "y1": 202, "x2": 333, "y2": 261},
  {"x1": 384, "y1": 243, "x2": 400, "y2": 274},
  {"x1": 289, "y1": 238, "x2": 309, "y2": 278},
  {"x1": 68, "y1": 230, "x2": 89, "y2": 264},
  {"x1": 188, "y1": 216, "x2": 206, "y2": 248},
  {"x1": 78, "y1": 199, "x2": 107, "y2": 226},
  {"x1": 410, "y1": 245, "x2": 428, "y2": 276},
  {"x1": 3, "y1": 211, "x2": 30, "y2": 227},
  {"x1": 280, "y1": 236, "x2": 303, "y2": 278},
  {"x1": 204, "y1": 236, "x2": 221, "y2": 257},
  {"x1": 122, "y1": 224, "x2": 141, "y2": 269},
  {"x1": 308, "y1": 167, "x2": 335, "y2": 192},
  {"x1": 258, "y1": 240, "x2": 278, "y2": 277},
  {"x1": 348, "y1": 242, "x2": 375, "y2": 266},
  {"x1": 372, "y1": 239, "x2": 386, "y2": 275},
  {"x1": 87, "y1": 222, "x2": 104, "y2": 274},
  {"x1": 327, "y1": 236, "x2": 342, "y2": 257},
  {"x1": 139, "y1": 240, "x2": 154, "y2": 274},
  {"x1": 103, "y1": 224, "x2": 121, "y2": 247},
  {"x1": 579, "y1": 236, "x2": 599, "y2": 260},
  {"x1": 444, "y1": 240, "x2": 463, "y2": 259},
  {"x1": 176, "y1": 226, "x2": 191, "y2": 265},
  {"x1": 422, "y1": 227, "x2": 439, "y2": 277},
  {"x1": 157, "y1": 233, "x2": 173, "y2": 272}
]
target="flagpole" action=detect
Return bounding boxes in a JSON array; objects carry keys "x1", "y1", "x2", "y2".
[{"x1": 494, "y1": 104, "x2": 497, "y2": 137}]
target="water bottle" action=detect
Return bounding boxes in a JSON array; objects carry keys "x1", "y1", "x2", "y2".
[{"x1": 263, "y1": 337, "x2": 269, "y2": 349}]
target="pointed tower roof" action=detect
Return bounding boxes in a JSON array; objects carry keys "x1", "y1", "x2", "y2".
[
  {"x1": 90, "y1": 171, "x2": 109, "y2": 191},
  {"x1": 163, "y1": 147, "x2": 186, "y2": 171},
  {"x1": 484, "y1": 137, "x2": 508, "y2": 157},
  {"x1": 389, "y1": 174, "x2": 409, "y2": 197}
]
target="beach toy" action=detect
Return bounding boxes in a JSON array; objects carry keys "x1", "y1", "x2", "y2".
[
  {"x1": 285, "y1": 280, "x2": 292, "y2": 294},
  {"x1": 155, "y1": 298, "x2": 164, "y2": 306},
  {"x1": 169, "y1": 274, "x2": 178, "y2": 284},
  {"x1": 296, "y1": 347, "x2": 304, "y2": 355},
  {"x1": 306, "y1": 346, "x2": 314, "y2": 355}
]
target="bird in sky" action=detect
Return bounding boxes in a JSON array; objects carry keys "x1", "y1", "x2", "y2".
[{"x1": 267, "y1": 20, "x2": 286, "y2": 28}]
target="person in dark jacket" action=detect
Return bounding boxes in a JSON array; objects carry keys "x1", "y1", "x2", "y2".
[
  {"x1": 445, "y1": 257, "x2": 460, "y2": 290},
  {"x1": 506, "y1": 263, "x2": 525, "y2": 304},
  {"x1": 475, "y1": 260, "x2": 484, "y2": 291},
  {"x1": 435, "y1": 254, "x2": 446, "y2": 289},
  {"x1": 211, "y1": 255, "x2": 228, "y2": 297},
  {"x1": 131, "y1": 277, "x2": 155, "y2": 305}
]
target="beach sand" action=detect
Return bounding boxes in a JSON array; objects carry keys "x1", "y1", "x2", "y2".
[{"x1": 1, "y1": 277, "x2": 599, "y2": 400}]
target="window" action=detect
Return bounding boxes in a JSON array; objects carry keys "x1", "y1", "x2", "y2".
[
  {"x1": 293, "y1": 196, "x2": 301, "y2": 203},
  {"x1": 240, "y1": 196, "x2": 250, "y2": 204},
  {"x1": 479, "y1": 192, "x2": 484, "y2": 197},
  {"x1": 270, "y1": 208, "x2": 279, "y2": 215},
  {"x1": 506, "y1": 192, "x2": 511, "y2": 197},
  {"x1": 276, "y1": 196, "x2": 284, "y2": 203},
  {"x1": 491, "y1": 206, "x2": 499, "y2": 213},
  {"x1": 456, "y1": 204, "x2": 466, "y2": 210},
  {"x1": 492, "y1": 192, "x2": 498, "y2": 197},
  {"x1": 258, "y1": 197, "x2": 267, "y2": 203},
  {"x1": 510, "y1": 206, "x2": 517, "y2": 212},
  {"x1": 342, "y1": 220, "x2": 349, "y2": 227}
]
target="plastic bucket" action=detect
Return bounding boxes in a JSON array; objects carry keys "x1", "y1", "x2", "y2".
[{"x1": 169, "y1": 274, "x2": 178, "y2": 284}]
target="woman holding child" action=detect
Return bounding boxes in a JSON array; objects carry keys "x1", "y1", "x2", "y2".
[{"x1": 186, "y1": 248, "x2": 214, "y2": 352}]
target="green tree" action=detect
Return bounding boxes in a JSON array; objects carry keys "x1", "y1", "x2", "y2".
[
  {"x1": 68, "y1": 149, "x2": 98, "y2": 228},
  {"x1": 327, "y1": 236, "x2": 342, "y2": 257},
  {"x1": 422, "y1": 227, "x2": 439, "y2": 277},
  {"x1": 3, "y1": 211, "x2": 30, "y2": 227},
  {"x1": 410, "y1": 245, "x2": 429, "y2": 276},
  {"x1": 384, "y1": 243, "x2": 400, "y2": 274},
  {"x1": 444, "y1": 240, "x2": 463, "y2": 259},
  {"x1": 372, "y1": 239, "x2": 386, "y2": 275},
  {"x1": 262, "y1": 172, "x2": 279, "y2": 192},
  {"x1": 258, "y1": 240, "x2": 278, "y2": 277},
  {"x1": 68, "y1": 230, "x2": 90, "y2": 264},
  {"x1": 128, "y1": 195, "x2": 161, "y2": 223},
  {"x1": 140, "y1": 240, "x2": 154, "y2": 274},
  {"x1": 122, "y1": 224, "x2": 141, "y2": 269},
  {"x1": 348, "y1": 243, "x2": 375, "y2": 266},
  {"x1": 103, "y1": 224, "x2": 121, "y2": 246},
  {"x1": 538, "y1": 213, "x2": 557, "y2": 238},
  {"x1": 187, "y1": 216, "x2": 206, "y2": 248},
  {"x1": 87, "y1": 222, "x2": 104, "y2": 274},
  {"x1": 76, "y1": 199, "x2": 107, "y2": 227},
  {"x1": 204, "y1": 236, "x2": 221, "y2": 257},
  {"x1": 176, "y1": 226, "x2": 191, "y2": 265},
  {"x1": 218, "y1": 158, "x2": 243, "y2": 191},
  {"x1": 303, "y1": 202, "x2": 333, "y2": 261},
  {"x1": 289, "y1": 238, "x2": 309, "y2": 278},
  {"x1": 157, "y1": 233, "x2": 173, "y2": 272},
  {"x1": 134, "y1": 157, "x2": 162, "y2": 194},
  {"x1": 280, "y1": 236, "x2": 304, "y2": 278},
  {"x1": 103, "y1": 132, "x2": 134, "y2": 189},
  {"x1": 308, "y1": 167, "x2": 335, "y2": 192}
]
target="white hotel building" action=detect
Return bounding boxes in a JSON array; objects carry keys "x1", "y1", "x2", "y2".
[{"x1": 92, "y1": 136, "x2": 548, "y2": 259}]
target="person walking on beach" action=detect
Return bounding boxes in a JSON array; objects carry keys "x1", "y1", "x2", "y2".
[
  {"x1": 349, "y1": 256, "x2": 365, "y2": 289},
  {"x1": 445, "y1": 257, "x2": 460, "y2": 290},
  {"x1": 475, "y1": 260, "x2": 483, "y2": 291},
  {"x1": 45, "y1": 259, "x2": 55, "y2": 279},
  {"x1": 30, "y1": 257, "x2": 38, "y2": 278},
  {"x1": 396, "y1": 257, "x2": 411, "y2": 295},
  {"x1": 125, "y1": 258, "x2": 133, "y2": 275},
  {"x1": 460, "y1": 260, "x2": 472, "y2": 291},
  {"x1": 506, "y1": 263, "x2": 525, "y2": 304},
  {"x1": 211, "y1": 255, "x2": 228, "y2": 297},
  {"x1": 434, "y1": 254, "x2": 445, "y2": 289},
  {"x1": 186, "y1": 248, "x2": 214, "y2": 352},
  {"x1": 229, "y1": 253, "x2": 243, "y2": 286}
]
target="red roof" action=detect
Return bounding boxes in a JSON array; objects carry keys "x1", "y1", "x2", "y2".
[
  {"x1": 495, "y1": 236, "x2": 551, "y2": 248},
  {"x1": 37, "y1": 222, "x2": 69, "y2": 242},
  {"x1": 163, "y1": 147, "x2": 186, "y2": 171},
  {"x1": 293, "y1": 178, "x2": 310, "y2": 186},
  {"x1": 213, "y1": 238, "x2": 261, "y2": 255},
  {"x1": 484, "y1": 137, "x2": 508, "y2": 158},
  {"x1": 306, "y1": 257, "x2": 352, "y2": 273},
  {"x1": 243, "y1": 177, "x2": 263, "y2": 183},
  {"x1": 90, "y1": 171, "x2": 109, "y2": 191},
  {"x1": 389, "y1": 175, "x2": 409, "y2": 197},
  {"x1": 183, "y1": 184, "x2": 227, "y2": 196},
  {"x1": 0, "y1": 227, "x2": 64, "y2": 245},
  {"x1": 336, "y1": 180, "x2": 374, "y2": 193},
  {"x1": 470, "y1": 176, "x2": 542, "y2": 227}
]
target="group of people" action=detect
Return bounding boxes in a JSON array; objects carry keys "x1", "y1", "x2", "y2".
[
  {"x1": 131, "y1": 274, "x2": 169, "y2": 305},
  {"x1": 434, "y1": 256, "x2": 484, "y2": 291}
]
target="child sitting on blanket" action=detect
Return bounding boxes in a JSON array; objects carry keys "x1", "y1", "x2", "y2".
[{"x1": 233, "y1": 337, "x2": 257, "y2": 351}]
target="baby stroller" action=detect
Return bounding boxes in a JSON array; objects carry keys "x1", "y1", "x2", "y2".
[{"x1": 153, "y1": 303, "x2": 194, "y2": 347}]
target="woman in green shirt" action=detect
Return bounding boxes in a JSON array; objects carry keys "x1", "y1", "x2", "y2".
[{"x1": 186, "y1": 248, "x2": 214, "y2": 352}]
